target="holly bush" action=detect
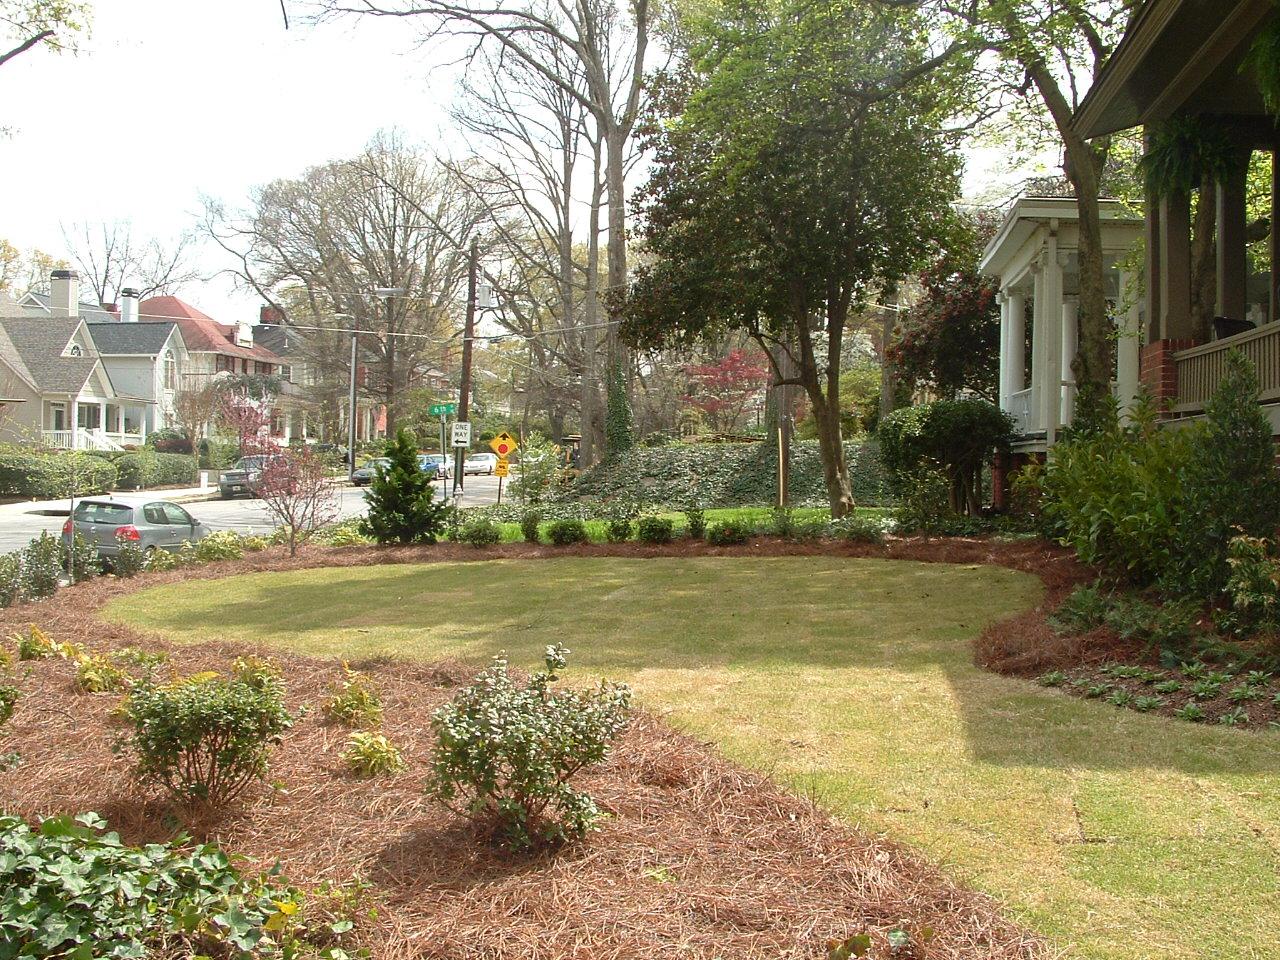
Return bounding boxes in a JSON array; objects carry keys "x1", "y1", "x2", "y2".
[
  {"x1": 428, "y1": 644, "x2": 631, "y2": 850},
  {"x1": 546, "y1": 519, "x2": 589, "y2": 546},
  {"x1": 635, "y1": 516, "x2": 674, "y2": 544}
]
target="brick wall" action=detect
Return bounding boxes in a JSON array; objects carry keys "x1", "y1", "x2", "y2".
[{"x1": 1140, "y1": 338, "x2": 1197, "y2": 406}]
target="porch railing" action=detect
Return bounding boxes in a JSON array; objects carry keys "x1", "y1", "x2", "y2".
[
  {"x1": 1006, "y1": 387, "x2": 1034, "y2": 435},
  {"x1": 41, "y1": 429, "x2": 145, "y2": 451},
  {"x1": 1173, "y1": 324, "x2": 1280, "y2": 412}
]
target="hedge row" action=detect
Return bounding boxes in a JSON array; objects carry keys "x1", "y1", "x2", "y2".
[
  {"x1": 112, "y1": 451, "x2": 198, "y2": 490},
  {"x1": 561, "y1": 439, "x2": 893, "y2": 508},
  {"x1": 0, "y1": 451, "x2": 118, "y2": 499}
]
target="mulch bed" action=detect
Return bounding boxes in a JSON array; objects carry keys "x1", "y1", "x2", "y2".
[{"x1": 0, "y1": 537, "x2": 1067, "y2": 960}]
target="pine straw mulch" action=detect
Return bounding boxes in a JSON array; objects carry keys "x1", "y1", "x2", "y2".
[{"x1": 0, "y1": 537, "x2": 1069, "y2": 960}]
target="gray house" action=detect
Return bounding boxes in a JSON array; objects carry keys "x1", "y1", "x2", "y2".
[{"x1": 87, "y1": 319, "x2": 190, "y2": 434}]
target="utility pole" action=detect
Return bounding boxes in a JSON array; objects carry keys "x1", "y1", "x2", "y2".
[
  {"x1": 452, "y1": 237, "x2": 479, "y2": 497},
  {"x1": 346, "y1": 318, "x2": 359, "y2": 481}
]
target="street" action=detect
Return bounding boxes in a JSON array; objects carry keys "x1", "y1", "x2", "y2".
[{"x1": 0, "y1": 473, "x2": 504, "y2": 553}]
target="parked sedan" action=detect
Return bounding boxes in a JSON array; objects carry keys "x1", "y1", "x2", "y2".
[
  {"x1": 218, "y1": 455, "x2": 283, "y2": 499},
  {"x1": 463, "y1": 452, "x2": 499, "y2": 475},
  {"x1": 419, "y1": 453, "x2": 452, "y2": 479},
  {"x1": 351, "y1": 457, "x2": 391, "y2": 486},
  {"x1": 62, "y1": 497, "x2": 211, "y2": 563}
]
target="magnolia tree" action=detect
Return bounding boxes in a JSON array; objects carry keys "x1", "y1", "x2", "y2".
[{"x1": 257, "y1": 448, "x2": 339, "y2": 556}]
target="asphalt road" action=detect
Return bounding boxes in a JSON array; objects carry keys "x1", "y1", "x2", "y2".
[{"x1": 0, "y1": 473, "x2": 504, "y2": 553}]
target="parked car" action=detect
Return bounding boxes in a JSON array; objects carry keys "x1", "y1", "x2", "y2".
[
  {"x1": 351, "y1": 457, "x2": 391, "y2": 486},
  {"x1": 419, "y1": 453, "x2": 452, "y2": 479},
  {"x1": 463, "y1": 452, "x2": 499, "y2": 475},
  {"x1": 415, "y1": 455, "x2": 442, "y2": 479},
  {"x1": 62, "y1": 497, "x2": 211, "y2": 563},
  {"x1": 218, "y1": 455, "x2": 283, "y2": 499}
]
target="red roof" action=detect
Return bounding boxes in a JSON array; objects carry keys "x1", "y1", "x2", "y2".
[{"x1": 139, "y1": 296, "x2": 282, "y2": 364}]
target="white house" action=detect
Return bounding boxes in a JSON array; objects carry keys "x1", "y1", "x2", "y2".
[
  {"x1": 979, "y1": 196, "x2": 1146, "y2": 451},
  {"x1": 88, "y1": 289, "x2": 190, "y2": 433}
]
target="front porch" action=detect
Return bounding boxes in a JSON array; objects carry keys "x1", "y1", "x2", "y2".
[{"x1": 41, "y1": 397, "x2": 149, "y2": 451}]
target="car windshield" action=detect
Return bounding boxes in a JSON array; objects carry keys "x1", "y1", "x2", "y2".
[
  {"x1": 234, "y1": 456, "x2": 268, "y2": 470},
  {"x1": 361, "y1": 459, "x2": 390, "y2": 470},
  {"x1": 74, "y1": 502, "x2": 132, "y2": 524},
  {"x1": 423, "y1": 455, "x2": 445, "y2": 464}
]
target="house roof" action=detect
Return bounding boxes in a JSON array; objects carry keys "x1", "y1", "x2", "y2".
[
  {"x1": 20, "y1": 291, "x2": 119, "y2": 324},
  {"x1": 139, "y1": 295, "x2": 282, "y2": 364},
  {"x1": 1075, "y1": 0, "x2": 1278, "y2": 138},
  {"x1": 978, "y1": 196, "x2": 1144, "y2": 280},
  {"x1": 88, "y1": 321, "x2": 179, "y2": 356},
  {"x1": 0, "y1": 317, "x2": 101, "y2": 394}
]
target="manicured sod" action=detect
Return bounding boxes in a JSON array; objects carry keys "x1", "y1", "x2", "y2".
[{"x1": 105, "y1": 557, "x2": 1280, "y2": 960}]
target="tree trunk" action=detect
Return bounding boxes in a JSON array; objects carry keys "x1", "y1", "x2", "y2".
[
  {"x1": 580, "y1": 137, "x2": 607, "y2": 465},
  {"x1": 1064, "y1": 139, "x2": 1112, "y2": 397},
  {"x1": 1190, "y1": 176, "x2": 1217, "y2": 342},
  {"x1": 603, "y1": 123, "x2": 628, "y2": 373},
  {"x1": 879, "y1": 306, "x2": 898, "y2": 420},
  {"x1": 810, "y1": 396, "x2": 854, "y2": 517}
]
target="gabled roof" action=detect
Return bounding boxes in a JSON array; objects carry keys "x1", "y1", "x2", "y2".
[
  {"x1": 20, "y1": 291, "x2": 119, "y2": 324},
  {"x1": 0, "y1": 317, "x2": 101, "y2": 394},
  {"x1": 139, "y1": 295, "x2": 282, "y2": 364},
  {"x1": 89, "y1": 321, "x2": 180, "y2": 356}
]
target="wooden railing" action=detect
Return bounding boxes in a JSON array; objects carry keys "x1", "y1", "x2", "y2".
[
  {"x1": 42, "y1": 429, "x2": 145, "y2": 451},
  {"x1": 1006, "y1": 388, "x2": 1034, "y2": 435},
  {"x1": 1173, "y1": 324, "x2": 1280, "y2": 412}
]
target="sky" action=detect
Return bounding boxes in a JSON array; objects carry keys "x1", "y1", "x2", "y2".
[{"x1": 0, "y1": 1, "x2": 1037, "y2": 325}]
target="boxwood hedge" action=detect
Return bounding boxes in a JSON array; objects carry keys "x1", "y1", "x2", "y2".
[
  {"x1": 112, "y1": 450, "x2": 199, "y2": 490},
  {"x1": 561, "y1": 439, "x2": 892, "y2": 508},
  {"x1": 0, "y1": 449, "x2": 117, "y2": 499}
]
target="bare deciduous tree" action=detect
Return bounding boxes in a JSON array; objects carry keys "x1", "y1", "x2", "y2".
[
  {"x1": 61, "y1": 220, "x2": 201, "y2": 305},
  {"x1": 257, "y1": 447, "x2": 339, "y2": 556}
]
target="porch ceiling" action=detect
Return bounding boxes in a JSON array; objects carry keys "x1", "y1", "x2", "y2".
[{"x1": 1076, "y1": 0, "x2": 1277, "y2": 138}]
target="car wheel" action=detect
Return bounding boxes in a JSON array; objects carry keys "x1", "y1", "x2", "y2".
[{"x1": 219, "y1": 489, "x2": 232, "y2": 500}]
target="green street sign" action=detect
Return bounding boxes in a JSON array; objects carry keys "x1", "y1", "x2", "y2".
[{"x1": 429, "y1": 402, "x2": 457, "y2": 417}]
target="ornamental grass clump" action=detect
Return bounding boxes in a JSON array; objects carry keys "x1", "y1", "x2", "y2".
[
  {"x1": 428, "y1": 644, "x2": 632, "y2": 851},
  {"x1": 122, "y1": 673, "x2": 293, "y2": 807},
  {"x1": 323, "y1": 664, "x2": 382, "y2": 727}
]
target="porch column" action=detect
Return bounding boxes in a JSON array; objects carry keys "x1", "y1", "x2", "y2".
[
  {"x1": 1061, "y1": 299, "x2": 1078, "y2": 427},
  {"x1": 1030, "y1": 264, "x2": 1046, "y2": 431},
  {"x1": 998, "y1": 291, "x2": 1011, "y2": 409},
  {"x1": 1216, "y1": 155, "x2": 1249, "y2": 321},
  {"x1": 1041, "y1": 244, "x2": 1065, "y2": 445},
  {"x1": 1007, "y1": 290, "x2": 1026, "y2": 396},
  {"x1": 98, "y1": 402, "x2": 107, "y2": 440},
  {"x1": 1272, "y1": 148, "x2": 1279, "y2": 323},
  {"x1": 138, "y1": 408, "x2": 147, "y2": 445},
  {"x1": 1117, "y1": 270, "x2": 1142, "y2": 418},
  {"x1": 1144, "y1": 132, "x2": 1162, "y2": 343},
  {"x1": 1158, "y1": 190, "x2": 1194, "y2": 339},
  {"x1": 70, "y1": 399, "x2": 79, "y2": 450}
]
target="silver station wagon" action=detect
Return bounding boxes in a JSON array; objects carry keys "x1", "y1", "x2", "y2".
[{"x1": 61, "y1": 497, "x2": 213, "y2": 562}]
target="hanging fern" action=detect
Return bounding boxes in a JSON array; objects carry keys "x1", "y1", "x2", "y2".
[
  {"x1": 1138, "y1": 115, "x2": 1243, "y2": 198},
  {"x1": 1242, "y1": 17, "x2": 1280, "y2": 117}
]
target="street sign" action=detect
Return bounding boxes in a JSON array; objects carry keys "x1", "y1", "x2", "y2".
[
  {"x1": 451, "y1": 421, "x2": 471, "y2": 447},
  {"x1": 494, "y1": 458, "x2": 510, "y2": 477},
  {"x1": 489, "y1": 431, "x2": 518, "y2": 457},
  {"x1": 429, "y1": 402, "x2": 457, "y2": 417}
]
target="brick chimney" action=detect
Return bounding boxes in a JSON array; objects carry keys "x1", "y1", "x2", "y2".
[
  {"x1": 260, "y1": 304, "x2": 284, "y2": 325},
  {"x1": 50, "y1": 269, "x2": 79, "y2": 318},
  {"x1": 120, "y1": 288, "x2": 140, "y2": 323}
]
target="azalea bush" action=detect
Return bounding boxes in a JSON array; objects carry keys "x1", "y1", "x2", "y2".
[{"x1": 428, "y1": 645, "x2": 632, "y2": 850}]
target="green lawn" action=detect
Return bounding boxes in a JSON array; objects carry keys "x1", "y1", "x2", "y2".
[{"x1": 103, "y1": 557, "x2": 1280, "y2": 960}]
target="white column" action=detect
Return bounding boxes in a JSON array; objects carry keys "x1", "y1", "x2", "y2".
[
  {"x1": 1007, "y1": 292, "x2": 1026, "y2": 395},
  {"x1": 70, "y1": 399, "x2": 79, "y2": 450},
  {"x1": 998, "y1": 291, "x2": 1011, "y2": 410},
  {"x1": 1030, "y1": 266, "x2": 1046, "y2": 431},
  {"x1": 98, "y1": 401, "x2": 107, "y2": 437},
  {"x1": 1117, "y1": 270, "x2": 1142, "y2": 419},
  {"x1": 1041, "y1": 242, "x2": 1064, "y2": 446},
  {"x1": 138, "y1": 408, "x2": 148, "y2": 445},
  {"x1": 1061, "y1": 299, "x2": 1078, "y2": 427}
]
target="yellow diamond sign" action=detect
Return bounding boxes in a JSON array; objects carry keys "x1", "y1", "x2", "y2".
[{"x1": 489, "y1": 431, "x2": 519, "y2": 457}]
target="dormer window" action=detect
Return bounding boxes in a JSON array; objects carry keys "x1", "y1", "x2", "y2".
[{"x1": 67, "y1": 343, "x2": 83, "y2": 357}]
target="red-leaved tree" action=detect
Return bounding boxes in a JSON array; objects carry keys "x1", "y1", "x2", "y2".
[
  {"x1": 218, "y1": 392, "x2": 272, "y2": 457},
  {"x1": 682, "y1": 349, "x2": 771, "y2": 434},
  {"x1": 257, "y1": 447, "x2": 339, "y2": 556}
]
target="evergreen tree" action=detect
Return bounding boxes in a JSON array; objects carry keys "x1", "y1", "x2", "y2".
[
  {"x1": 360, "y1": 428, "x2": 451, "y2": 544},
  {"x1": 604, "y1": 356, "x2": 633, "y2": 458}
]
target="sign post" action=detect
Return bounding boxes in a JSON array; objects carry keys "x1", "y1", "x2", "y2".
[
  {"x1": 429, "y1": 403, "x2": 456, "y2": 498},
  {"x1": 488, "y1": 433, "x2": 518, "y2": 505}
]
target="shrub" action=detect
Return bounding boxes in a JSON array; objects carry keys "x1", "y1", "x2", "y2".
[
  {"x1": 0, "y1": 681, "x2": 17, "y2": 726},
  {"x1": 313, "y1": 517, "x2": 374, "y2": 547},
  {"x1": 191, "y1": 530, "x2": 245, "y2": 562},
  {"x1": 508, "y1": 433, "x2": 562, "y2": 505},
  {"x1": 830, "y1": 514, "x2": 887, "y2": 544},
  {"x1": 894, "y1": 464, "x2": 955, "y2": 534},
  {"x1": 635, "y1": 515, "x2": 674, "y2": 544},
  {"x1": 148, "y1": 427, "x2": 193, "y2": 454},
  {"x1": 231, "y1": 654, "x2": 283, "y2": 694},
  {"x1": 878, "y1": 399, "x2": 1013, "y2": 515},
  {"x1": 1220, "y1": 533, "x2": 1280, "y2": 637},
  {"x1": 113, "y1": 537, "x2": 146, "y2": 578},
  {"x1": 1049, "y1": 584, "x2": 1112, "y2": 634},
  {"x1": 64, "y1": 531, "x2": 99, "y2": 583},
  {"x1": 344, "y1": 731, "x2": 406, "y2": 777},
  {"x1": 706, "y1": 521, "x2": 750, "y2": 546},
  {"x1": 0, "y1": 448, "x2": 117, "y2": 499},
  {"x1": 324, "y1": 665, "x2": 383, "y2": 727},
  {"x1": 428, "y1": 645, "x2": 631, "y2": 849},
  {"x1": 769, "y1": 506, "x2": 796, "y2": 539},
  {"x1": 0, "y1": 553, "x2": 21, "y2": 607},
  {"x1": 75, "y1": 654, "x2": 132, "y2": 694},
  {"x1": 519, "y1": 509, "x2": 542, "y2": 543},
  {"x1": 14, "y1": 625, "x2": 67, "y2": 661},
  {"x1": 22, "y1": 532, "x2": 63, "y2": 600},
  {"x1": 546, "y1": 518, "x2": 589, "y2": 546},
  {"x1": 123, "y1": 674, "x2": 293, "y2": 806},
  {"x1": 1050, "y1": 583, "x2": 1197, "y2": 650},
  {"x1": 361, "y1": 428, "x2": 452, "y2": 544},
  {"x1": 684, "y1": 508, "x2": 707, "y2": 539},
  {"x1": 241, "y1": 534, "x2": 269, "y2": 552},
  {"x1": 144, "y1": 547, "x2": 179, "y2": 572},
  {"x1": 604, "y1": 517, "x2": 633, "y2": 543},
  {"x1": 114, "y1": 450, "x2": 198, "y2": 490},
  {"x1": 0, "y1": 812, "x2": 346, "y2": 959},
  {"x1": 458, "y1": 517, "x2": 502, "y2": 547}
]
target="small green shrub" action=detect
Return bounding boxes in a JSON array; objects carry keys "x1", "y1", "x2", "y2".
[
  {"x1": 143, "y1": 547, "x2": 179, "y2": 572},
  {"x1": 1036, "y1": 670, "x2": 1067, "y2": 687},
  {"x1": 458, "y1": 517, "x2": 501, "y2": 547},
  {"x1": 191, "y1": 530, "x2": 244, "y2": 562},
  {"x1": 324, "y1": 665, "x2": 383, "y2": 728},
  {"x1": 22, "y1": 532, "x2": 63, "y2": 600},
  {"x1": 344, "y1": 731, "x2": 406, "y2": 777},
  {"x1": 241, "y1": 534, "x2": 269, "y2": 552},
  {"x1": 1219, "y1": 706, "x2": 1249, "y2": 726},
  {"x1": 769, "y1": 506, "x2": 796, "y2": 539},
  {"x1": 894, "y1": 464, "x2": 954, "y2": 534},
  {"x1": 519, "y1": 509, "x2": 542, "y2": 543},
  {"x1": 13, "y1": 625, "x2": 76, "y2": 661},
  {"x1": 74, "y1": 654, "x2": 132, "y2": 694},
  {"x1": 706, "y1": 521, "x2": 750, "y2": 546},
  {"x1": 113, "y1": 536, "x2": 146, "y2": 578},
  {"x1": 1133, "y1": 695, "x2": 1164, "y2": 712},
  {"x1": 546, "y1": 518, "x2": 589, "y2": 546},
  {"x1": 1175, "y1": 702, "x2": 1206, "y2": 722},
  {"x1": 829, "y1": 514, "x2": 887, "y2": 544},
  {"x1": 312, "y1": 518, "x2": 374, "y2": 547},
  {"x1": 1220, "y1": 533, "x2": 1280, "y2": 637},
  {"x1": 0, "y1": 682, "x2": 17, "y2": 726},
  {"x1": 604, "y1": 517, "x2": 633, "y2": 543},
  {"x1": 635, "y1": 515, "x2": 674, "y2": 544},
  {"x1": 1050, "y1": 584, "x2": 1111, "y2": 634},
  {"x1": 123, "y1": 674, "x2": 293, "y2": 806},
  {"x1": 684, "y1": 508, "x2": 707, "y2": 539},
  {"x1": 0, "y1": 553, "x2": 21, "y2": 607},
  {"x1": 428, "y1": 644, "x2": 631, "y2": 850},
  {"x1": 64, "y1": 531, "x2": 99, "y2": 583},
  {"x1": 231, "y1": 654, "x2": 283, "y2": 694}
]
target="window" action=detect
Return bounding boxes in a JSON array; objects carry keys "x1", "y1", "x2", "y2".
[
  {"x1": 75, "y1": 502, "x2": 133, "y2": 525},
  {"x1": 67, "y1": 343, "x2": 82, "y2": 357},
  {"x1": 280, "y1": 364, "x2": 293, "y2": 383},
  {"x1": 161, "y1": 504, "x2": 193, "y2": 526},
  {"x1": 163, "y1": 350, "x2": 177, "y2": 390},
  {"x1": 143, "y1": 504, "x2": 166, "y2": 525}
]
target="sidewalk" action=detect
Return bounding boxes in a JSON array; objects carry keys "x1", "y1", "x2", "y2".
[{"x1": 0, "y1": 483, "x2": 221, "y2": 518}]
